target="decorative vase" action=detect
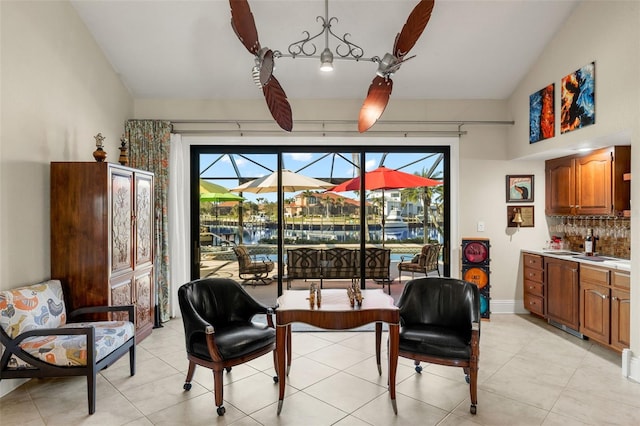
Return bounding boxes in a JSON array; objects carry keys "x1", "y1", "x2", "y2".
[
  {"x1": 118, "y1": 135, "x2": 129, "y2": 166},
  {"x1": 93, "y1": 133, "x2": 107, "y2": 162}
]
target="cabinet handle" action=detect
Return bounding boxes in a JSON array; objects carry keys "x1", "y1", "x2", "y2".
[
  {"x1": 587, "y1": 289, "x2": 607, "y2": 299},
  {"x1": 612, "y1": 296, "x2": 618, "y2": 301}
]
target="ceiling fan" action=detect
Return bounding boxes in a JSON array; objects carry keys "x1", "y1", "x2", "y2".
[
  {"x1": 358, "y1": 0, "x2": 435, "y2": 132},
  {"x1": 229, "y1": 0, "x2": 293, "y2": 132},
  {"x1": 229, "y1": 0, "x2": 435, "y2": 133}
]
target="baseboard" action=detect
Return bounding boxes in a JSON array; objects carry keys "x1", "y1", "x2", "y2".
[
  {"x1": 0, "y1": 378, "x2": 29, "y2": 398},
  {"x1": 623, "y1": 349, "x2": 640, "y2": 383},
  {"x1": 489, "y1": 299, "x2": 528, "y2": 315}
]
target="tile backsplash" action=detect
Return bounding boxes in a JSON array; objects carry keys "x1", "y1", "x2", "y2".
[{"x1": 547, "y1": 216, "x2": 631, "y2": 259}]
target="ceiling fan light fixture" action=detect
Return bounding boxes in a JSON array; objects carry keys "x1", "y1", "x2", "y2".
[{"x1": 320, "y1": 48, "x2": 334, "y2": 72}]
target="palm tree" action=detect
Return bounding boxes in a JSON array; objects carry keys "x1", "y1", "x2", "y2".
[{"x1": 402, "y1": 154, "x2": 444, "y2": 243}]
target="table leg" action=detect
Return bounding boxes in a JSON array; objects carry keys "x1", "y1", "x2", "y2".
[
  {"x1": 375, "y1": 322, "x2": 382, "y2": 375},
  {"x1": 276, "y1": 324, "x2": 287, "y2": 415},
  {"x1": 388, "y1": 323, "x2": 399, "y2": 414},
  {"x1": 286, "y1": 324, "x2": 292, "y2": 375}
]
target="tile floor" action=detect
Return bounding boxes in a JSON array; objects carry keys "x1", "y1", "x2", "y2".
[{"x1": 1, "y1": 313, "x2": 639, "y2": 425}]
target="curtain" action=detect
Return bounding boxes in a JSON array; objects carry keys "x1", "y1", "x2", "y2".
[
  {"x1": 125, "y1": 120, "x2": 172, "y2": 324},
  {"x1": 168, "y1": 133, "x2": 189, "y2": 318}
]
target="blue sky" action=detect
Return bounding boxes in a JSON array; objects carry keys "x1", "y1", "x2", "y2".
[{"x1": 200, "y1": 151, "x2": 443, "y2": 203}]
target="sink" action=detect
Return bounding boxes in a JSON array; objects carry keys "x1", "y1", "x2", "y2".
[{"x1": 543, "y1": 250, "x2": 578, "y2": 255}]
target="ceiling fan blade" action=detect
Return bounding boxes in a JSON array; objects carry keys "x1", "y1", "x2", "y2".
[
  {"x1": 230, "y1": 0, "x2": 260, "y2": 54},
  {"x1": 259, "y1": 49, "x2": 274, "y2": 87},
  {"x1": 263, "y1": 76, "x2": 293, "y2": 132},
  {"x1": 393, "y1": 0, "x2": 435, "y2": 59},
  {"x1": 358, "y1": 76, "x2": 393, "y2": 133}
]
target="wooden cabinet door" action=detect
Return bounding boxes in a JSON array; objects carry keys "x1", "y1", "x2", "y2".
[
  {"x1": 545, "y1": 258, "x2": 579, "y2": 329},
  {"x1": 110, "y1": 168, "x2": 134, "y2": 274},
  {"x1": 611, "y1": 288, "x2": 630, "y2": 350},
  {"x1": 134, "y1": 268, "x2": 154, "y2": 340},
  {"x1": 134, "y1": 172, "x2": 154, "y2": 267},
  {"x1": 545, "y1": 156, "x2": 575, "y2": 215},
  {"x1": 575, "y1": 149, "x2": 612, "y2": 215},
  {"x1": 110, "y1": 275, "x2": 134, "y2": 322},
  {"x1": 579, "y1": 282, "x2": 610, "y2": 345}
]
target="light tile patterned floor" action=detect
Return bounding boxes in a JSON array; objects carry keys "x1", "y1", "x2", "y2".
[{"x1": 2, "y1": 314, "x2": 639, "y2": 425}]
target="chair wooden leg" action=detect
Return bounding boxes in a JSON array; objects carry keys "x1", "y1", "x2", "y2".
[
  {"x1": 272, "y1": 349, "x2": 279, "y2": 383},
  {"x1": 129, "y1": 345, "x2": 136, "y2": 376},
  {"x1": 87, "y1": 372, "x2": 96, "y2": 414},
  {"x1": 213, "y1": 368, "x2": 225, "y2": 415},
  {"x1": 183, "y1": 360, "x2": 196, "y2": 391},
  {"x1": 469, "y1": 363, "x2": 478, "y2": 414}
]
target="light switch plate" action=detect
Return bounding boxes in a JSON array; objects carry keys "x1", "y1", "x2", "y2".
[{"x1": 477, "y1": 221, "x2": 485, "y2": 232}]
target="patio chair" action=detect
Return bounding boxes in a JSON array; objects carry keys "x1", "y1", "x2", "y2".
[
  {"x1": 397, "y1": 243, "x2": 441, "y2": 283},
  {"x1": 232, "y1": 245, "x2": 274, "y2": 285},
  {"x1": 355, "y1": 248, "x2": 392, "y2": 294}
]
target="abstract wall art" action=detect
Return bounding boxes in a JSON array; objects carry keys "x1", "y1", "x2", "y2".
[
  {"x1": 561, "y1": 62, "x2": 595, "y2": 134},
  {"x1": 529, "y1": 83, "x2": 555, "y2": 143}
]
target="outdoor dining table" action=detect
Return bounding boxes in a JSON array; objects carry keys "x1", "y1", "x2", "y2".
[{"x1": 274, "y1": 288, "x2": 400, "y2": 415}]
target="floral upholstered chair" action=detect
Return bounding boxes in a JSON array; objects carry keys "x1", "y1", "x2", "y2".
[{"x1": 0, "y1": 280, "x2": 136, "y2": 414}]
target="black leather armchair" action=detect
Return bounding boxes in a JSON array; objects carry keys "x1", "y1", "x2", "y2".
[
  {"x1": 396, "y1": 277, "x2": 481, "y2": 414},
  {"x1": 178, "y1": 278, "x2": 277, "y2": 416}
]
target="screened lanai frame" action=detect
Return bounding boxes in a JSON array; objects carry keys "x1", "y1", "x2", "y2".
[{"x1": 190, "y1": 144, "x2": 451, "y2": 296}]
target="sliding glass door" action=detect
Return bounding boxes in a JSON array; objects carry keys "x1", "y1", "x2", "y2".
[{"x1": 191, "y1": 145, "x2": 449, "y2": 304}]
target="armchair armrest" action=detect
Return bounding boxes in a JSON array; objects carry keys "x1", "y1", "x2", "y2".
[{"x1": 1, "y1": 325, "x2": 98, "y2": 371}]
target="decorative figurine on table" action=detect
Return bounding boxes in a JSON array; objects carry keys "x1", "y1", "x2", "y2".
[
  {"x1": 92, "y1": 133, "x2": 107, "y2": 162},
  {"x1": 118, "y1": 134, "x2": 129, "y2": 166},
  {"x1": 309, "y1": 283, "x2": 317, "y2": 308},
  {"x1": 349, "y1": 282, "x2": 363, "y2": 307},
  {"x1": 347, "y1": 286, "x2": 355, "y2": 307},
  {"x1": 316, "y1": 286, "x2": 322, "y2": 308}
]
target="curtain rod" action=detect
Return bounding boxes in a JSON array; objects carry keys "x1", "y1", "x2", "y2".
[
  {"x1": 167, "y1": 119, "x2": 514, "y2": 126},
  {"x1": 174, "y1": 129, "x2": 468, "y2": 136}
]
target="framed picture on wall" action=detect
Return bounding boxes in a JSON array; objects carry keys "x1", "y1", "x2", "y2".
[
  {"x1": 506, "y1": 175, "x2": 534, "y2": 202},
  {"x1": 507, "y1": 205, "x2": 534, "y2": 227}
]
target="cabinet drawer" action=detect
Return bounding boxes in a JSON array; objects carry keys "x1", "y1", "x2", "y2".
[
  {"x1": 580, "y1": 264, "x2": 610, "y2": 286},
  {"x1": 524, "y1": 280, "x2": 544, "y2": 297},
  {"x1": 524, "y1": 267, "x2": 544, "y2": 283},
  {"x1": 523, "y1": 253, "x2": 543, "y2": 270},
  {"x1": 524, "y1": 293, "x2": 544, "y2": 316},
  {"x1": 613, "y1": 271, "x2": 630, "y2": 290}
]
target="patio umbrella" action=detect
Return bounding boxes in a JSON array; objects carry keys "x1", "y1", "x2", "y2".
[
  {"x1": 230, "y1": 169, "x2": 334, "y2": 194},
  {"x1": 199, "y1": 192, "x2": 245, "y2": 203},
  {"x1": 200, "y1": 180, "x2": 245, "y2": 229},
  {"x1": 327, "y1": 166, "x2": 442, "y2": 245},
  {"x1": 199, "y1": 179, "x2": 229, "y2": 195}
]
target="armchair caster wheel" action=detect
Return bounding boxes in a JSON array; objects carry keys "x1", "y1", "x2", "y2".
[
  {"x1": 225, "y1": 367, "x2": 232, "y2": 373},
  {"x1": 465, "y1": 375, "x2": 470, "y2": 384},
  {"x1": 470, "y1": 404, "x2": 476, "y2": 415},
  {"x1": 183, "y1": 383, "x2": 192, "y2": 391},
  {"x1": 273, "y1": 376, "x2": 279, "y2": 383},
  {"x1": 415, "y1": 365, "x2": 423, "y2": 373},
  {"x1": 217, "y1": 406, "x2": 226, "y2": 416}
]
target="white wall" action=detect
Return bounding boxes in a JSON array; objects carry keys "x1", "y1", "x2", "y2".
[
  {"x1": 506, "y1": 0, "x2": 640, "y2": 374},
  {"x1": 0, "y1": 1, "x2": 133, "y2": 396}
]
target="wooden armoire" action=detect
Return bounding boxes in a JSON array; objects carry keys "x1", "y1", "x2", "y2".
[{"x1": 51, "y1": 162, "x2": 155, "y2": 341}]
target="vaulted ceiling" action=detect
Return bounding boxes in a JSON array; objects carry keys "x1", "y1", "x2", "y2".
[{"x1": 71, "y1": 0, "x2": 580, "y2": 102}]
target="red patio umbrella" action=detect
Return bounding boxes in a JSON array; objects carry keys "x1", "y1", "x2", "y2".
[
  {"x1": 327, "y1": 166, "x2": 442, "y2": 245},
  {"x1": 328, "y1": 166, "x2": 442, "y2": 192}
]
